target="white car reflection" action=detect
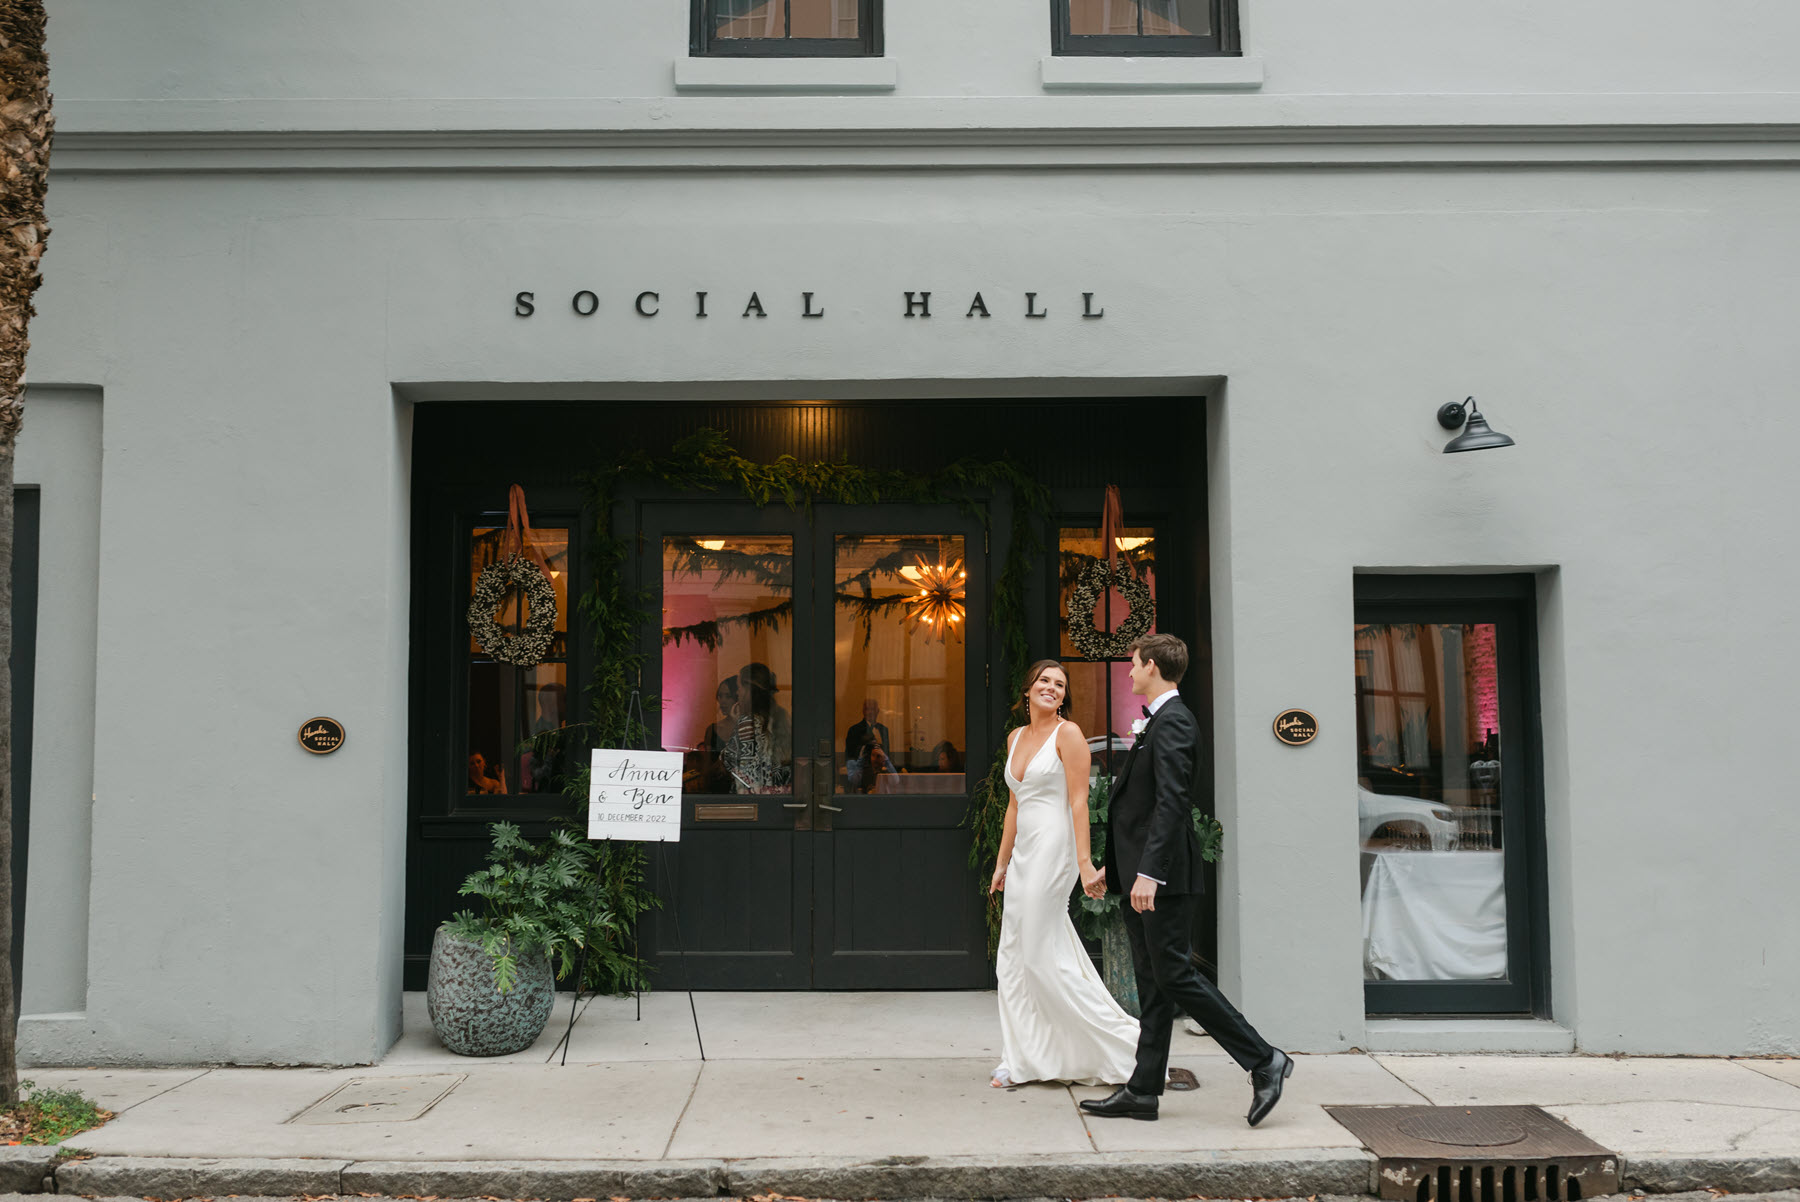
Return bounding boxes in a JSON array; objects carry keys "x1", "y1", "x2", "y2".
[{"x1": 1358, "y1": 786, "x2": 1458, "y2": 851}]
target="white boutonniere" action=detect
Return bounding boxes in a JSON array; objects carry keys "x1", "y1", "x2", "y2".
[{"x1": 1130, "y1": 718, "x2": 1147, "y2": 736}]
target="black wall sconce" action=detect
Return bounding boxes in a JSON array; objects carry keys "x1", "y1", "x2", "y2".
[{"x1": 1436, "y1": 397, "x2": 1515, "y2": 453}]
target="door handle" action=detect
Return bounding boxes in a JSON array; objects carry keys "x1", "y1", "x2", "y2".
[{"x1": 788, "y1": 756, "x2": 814, "y2": 829}]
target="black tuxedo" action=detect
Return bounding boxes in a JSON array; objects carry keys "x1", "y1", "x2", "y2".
[
  {"x1": 1106, "y1": 696, "x2": 1209, "y2": 896},
  {"x1": 1109, "y1": 692, "x2": 1274, "y2": 1092}
]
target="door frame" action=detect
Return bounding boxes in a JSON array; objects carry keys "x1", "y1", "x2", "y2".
[
  {"x1": 634, "y1": 495, "x2": 992, "y2": 988},
  {"x1": 1354, "y1": 573, "x2": 1550, "y2": 1017}
]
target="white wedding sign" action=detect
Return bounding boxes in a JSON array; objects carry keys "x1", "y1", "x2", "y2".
[{"x1": 587, "y1": 748, "x2": 684, "y2": 842}]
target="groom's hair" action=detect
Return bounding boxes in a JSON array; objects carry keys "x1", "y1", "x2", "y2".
[{"x1": 1129, "y1": 633, "x2": 1188, "y2": 684}]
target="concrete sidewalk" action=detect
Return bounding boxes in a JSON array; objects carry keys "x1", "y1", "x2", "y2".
[{"x1": 16, "y1": 991, "x2": 1800, "y2": 1199}]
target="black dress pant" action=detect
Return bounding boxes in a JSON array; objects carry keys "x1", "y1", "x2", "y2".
[{"x1": 1123, "y1": 892, "x2": 1274, "y2": 1095}]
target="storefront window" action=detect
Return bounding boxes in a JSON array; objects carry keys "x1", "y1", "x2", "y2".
[
  {"x1": 663, "y1": 535, "x2": 795, "y2": 795},
  {"x1": 834, "y1": 535, "x2": 967, "y2": 794},
  {"x1": 1058, "y1": 526, "x2": 1156, "y2": 781},
  {"x1": 1355, "y1": 622, "x2": 1507, "y2": 982},
  {"x1": 465, "y1": 526, "x2": 569, "y2": 796},
  {"x1": 696, "y1": 0, "x2": 878, "y2": 55},
  {"x1": 713, "y1": 0, "x2": 859, "y2": 39},
  {"x1": 1068, "y1": 0, "x2": 1211, "y2": 37}
]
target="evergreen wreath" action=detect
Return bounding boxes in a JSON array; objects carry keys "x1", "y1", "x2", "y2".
[
  {"x1": 468, "y1": 556, "x2": 558, "y2": 668},
  {"x1": 1065, "y1": 558, "x2": 1156, "y2": 659}
]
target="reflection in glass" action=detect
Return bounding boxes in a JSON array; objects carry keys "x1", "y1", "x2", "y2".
[
  {"x1": 1057, "y1": 526, "x2": 1155, "y2": 781},
  {"x1": 715, "y1": 0, "x2": 858, "y2": 40},
  {"x1": 663, "y1": 536, "x2": 794, "y2": 795},
  {"x1": 1355, "y1": 622, "x2": 1507, "y2": 982},
  {"x1": 465, "y1": 525, "x2": 570, "y2": 796},
  {"x1": 834, "y1": 535, "x2": 967, "y2": 794},
  {"x1": 1069, "y1": 0, "x2": 1211, "y2": 36}
]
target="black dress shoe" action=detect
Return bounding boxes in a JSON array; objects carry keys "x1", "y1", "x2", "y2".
[
  {"x1": 1246, "y1": 1049, "x2": 1293, "y2": 1127},
  {"x1": 1079, "y1": 1085, "x2": 1159, "y2": 1121}
]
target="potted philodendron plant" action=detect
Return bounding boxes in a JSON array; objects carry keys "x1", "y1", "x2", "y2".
[
  {"x1": 428, "y1": 821, "x2": 620, "y2": 1056},
  {"x1": 1074, "y1": 774, "x2": 1225, "y2": 1017}
]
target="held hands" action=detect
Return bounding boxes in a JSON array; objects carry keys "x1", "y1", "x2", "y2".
[
  {"x1": 1080, "y1": 861, "x2": 1106, "y2": 899},
  {"x1": 1130, "y1": 874, "x2": 1158, "y2": 913},
  {"x1": 990, "y1": 862, "x2": 1008, "y2": 894}
]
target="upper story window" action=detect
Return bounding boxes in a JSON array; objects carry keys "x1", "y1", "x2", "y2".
[
  {"x1": 1052, "y1": 0, "x2": 1239, "y2": 56},
  {"x1": 694, "y1": 0, "x2": 882, "y2": 57}
]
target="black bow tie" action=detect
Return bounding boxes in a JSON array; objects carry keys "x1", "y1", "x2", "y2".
[{"x1": 1142, "y1": 705, "x2": 1153, "y2": 718}]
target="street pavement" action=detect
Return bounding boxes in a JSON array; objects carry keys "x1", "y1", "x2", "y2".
[{"x1": 14, "y1": 991, "x2": 1800, "y2": 1199}]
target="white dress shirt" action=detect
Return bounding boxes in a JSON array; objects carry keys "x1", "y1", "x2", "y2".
[{"x1": 1136, "y1": 688, "x2": 1180, "y2": 887}]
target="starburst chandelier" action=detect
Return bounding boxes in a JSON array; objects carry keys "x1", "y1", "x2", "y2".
[{"x1": 901, "y1": 556, "x2": 966, "y2": 642}]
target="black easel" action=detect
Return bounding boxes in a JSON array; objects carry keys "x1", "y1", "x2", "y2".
[{"x1": 555, "y1": 686, "x2": 689, "y2": 1065}]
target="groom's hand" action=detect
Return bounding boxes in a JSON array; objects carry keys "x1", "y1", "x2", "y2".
[{"x1": 1130, "y1": 875, "x2": 1158, "y2": 912}]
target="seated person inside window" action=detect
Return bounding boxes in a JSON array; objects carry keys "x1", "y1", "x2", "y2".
[
  {"x1": 467, "y1": 751, "x2": 508, "y2": 795},
  {"x1": 843, "y1": 699, "x2": 891, "y2": 792},
  {"x1": 859, "y1": 742, "x2": 900, "y2": 792},
  {"x1": 931, "y1": 740, "x2": 963, "y2": 774}
]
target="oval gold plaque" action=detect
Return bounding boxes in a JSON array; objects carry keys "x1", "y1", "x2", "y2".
[
  {"x1": 1272, "y1": 709, "x2": 1318, "y2": 747},
  {"x1": 298, "y1": 716, "x2": 346, "y2": 755}
]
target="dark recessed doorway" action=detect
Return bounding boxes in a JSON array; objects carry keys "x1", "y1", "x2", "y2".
[{"x1": 404, "y1": 398, "x2": 1211, "y2": 991}]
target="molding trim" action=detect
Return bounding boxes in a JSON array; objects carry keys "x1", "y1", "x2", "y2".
[{"x1": 48, "y1": 94, "x2": 1800, "y2": 172}]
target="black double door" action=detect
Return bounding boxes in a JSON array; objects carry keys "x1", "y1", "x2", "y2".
[{"x1": 640, "y1": 500, "x2": 992, "y2": 989}]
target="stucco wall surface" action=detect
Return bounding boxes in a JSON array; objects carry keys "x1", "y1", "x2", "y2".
[
  {"x1": 18, "y1": 158, "x2": 1800, "y2": 1061},
  {"x1": 43, "y1": 0, "x2": 1800, "y2": 100}
]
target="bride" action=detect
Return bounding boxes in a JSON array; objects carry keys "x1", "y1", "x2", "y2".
[{"x1": 988, "y1": 659, "x2": 1139, "y2": 1088}]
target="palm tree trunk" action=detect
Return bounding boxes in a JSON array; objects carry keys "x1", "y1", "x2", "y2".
[{"x1": 0, "y1": 0, "x2": 56, "y2": 1105}]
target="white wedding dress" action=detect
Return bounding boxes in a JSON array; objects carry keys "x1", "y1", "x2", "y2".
[{"x1": 993, "y1": 720, "x2": 1140, "y2": 1086}]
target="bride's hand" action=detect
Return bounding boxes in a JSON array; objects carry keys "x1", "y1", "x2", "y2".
[
  {"x1": 990, "y1": 862, "x2": 1008, "y2": 893},
  {"x1": 1079, "y1": 861, "x2": 1105, "y2": 897}
]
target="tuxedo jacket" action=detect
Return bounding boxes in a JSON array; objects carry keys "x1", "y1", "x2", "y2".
[{"x1": 1106, "y1": 694, "x2": 1208, "y2": 896}]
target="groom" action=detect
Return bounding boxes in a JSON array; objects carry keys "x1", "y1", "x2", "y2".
[{"x1": 1080, "y1": 633, "x2": 1293, "y2": 1126}]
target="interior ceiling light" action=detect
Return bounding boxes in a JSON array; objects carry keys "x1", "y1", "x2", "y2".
[{"x1": 903, "y1": 556, "x2": 966, "y2": 643}]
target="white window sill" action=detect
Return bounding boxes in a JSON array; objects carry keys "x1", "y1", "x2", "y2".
[
  {"x1": 674, "y1": 57, "x2": 898, "y2": 93},
  {"x1": 1040, "y1": 55, "x2": 1264, "y2": 91}
]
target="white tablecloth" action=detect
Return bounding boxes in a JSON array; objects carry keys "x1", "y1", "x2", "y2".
[{"x1": 1361, "y1": 850, "x2": 1507, "y2": 981}]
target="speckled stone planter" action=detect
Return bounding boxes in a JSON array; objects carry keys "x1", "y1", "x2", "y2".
[
  {"x1": 1099, "y1": 906, "x2": 1141, "y2": 1018},
  {"x1": 426, "y1": 925, "x2": 555, "y2": 1056}
]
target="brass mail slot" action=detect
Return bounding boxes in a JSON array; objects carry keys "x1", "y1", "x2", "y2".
[{"x1": 694, "y1": 802, "x2": 758, "y2": 822}]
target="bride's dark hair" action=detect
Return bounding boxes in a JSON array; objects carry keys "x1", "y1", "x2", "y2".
[{"x1": 1015, "y1": 658, "x2": 1072, "y2": 719}]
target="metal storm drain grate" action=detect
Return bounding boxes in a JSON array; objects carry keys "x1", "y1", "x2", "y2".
[
  {"x1": 289, "y1": 1073, "x2": 464, "y2": 1125},
  {"x1": 1329, "y1": 1105, "x2": 1620, "y2": 1202}
]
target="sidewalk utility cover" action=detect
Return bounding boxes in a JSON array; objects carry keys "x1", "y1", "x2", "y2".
[
  {"x1": 1328, "y1": 1105, "x2": 1619, "y2": 1201},
  {"x1": 289, "y1": 1073, "x2": 465, "y2": 1125}
]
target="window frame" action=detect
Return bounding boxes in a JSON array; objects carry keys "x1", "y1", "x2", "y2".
[
  {"x1": 692, "y1": 0, "x2": 883, "y2": 58},
  {"x1": 1050, "y1": 0, "x2": 1240, "y2": 57},
  {"x1": 1354, "y1": 573, "x2": 1551, "y2": 1019}
]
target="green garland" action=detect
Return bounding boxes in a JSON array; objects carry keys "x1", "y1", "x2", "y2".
[{"x1": 561, "y1": 430, "x2": 1046, "y2": 966}]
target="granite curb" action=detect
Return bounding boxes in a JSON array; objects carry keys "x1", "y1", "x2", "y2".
[
  {"x1": 340, "y1": 1159, "x2": 728, "y2": 1199},
  {"x1": 34, "y1": 1150, "x2": 1800, "y2": 1197},
  {"x1": 53, "y1": 1158, "x2": 350, "y2": 1198},
  {"x1": 724, "y1": 1148, "x2": 1376, "y2": 1200},
  {"x1": 0, "y1": 1149, "x2": 59, "y2": 1194},
  {"x1": 1622, "y1": 1155, "x2": 1800, "y2": 1195}
]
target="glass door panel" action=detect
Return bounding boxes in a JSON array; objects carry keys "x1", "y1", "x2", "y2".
[
  {"x1": 833, "y1": 534, "x2": 967, "y2": 796},
  {"x1": 661, "y1": 534, "x2": 795, "y2": 796}
]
